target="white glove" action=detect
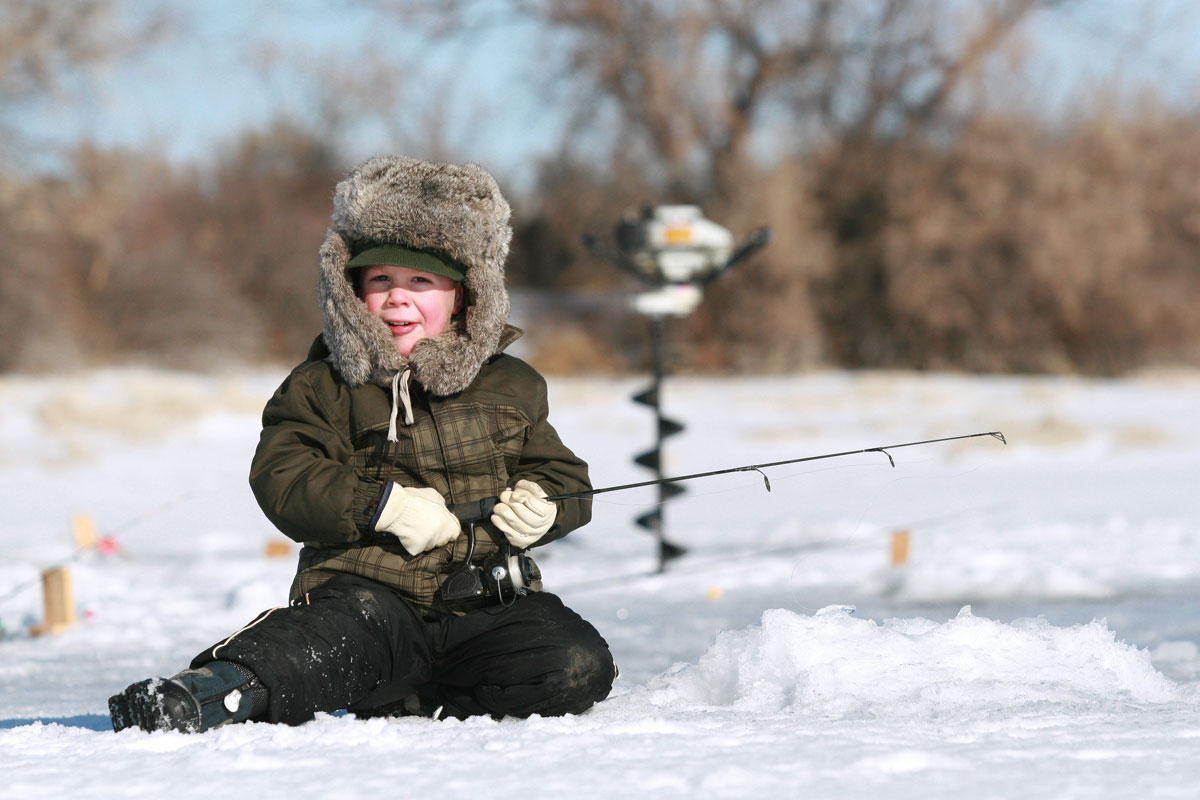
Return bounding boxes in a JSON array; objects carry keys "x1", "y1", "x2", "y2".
[
  {"x1": 491, "y1": 480, "x2": 557, "y2": 548},
  {"x1": 373, "y1": 483, "x2": 461, "y2": 556}
]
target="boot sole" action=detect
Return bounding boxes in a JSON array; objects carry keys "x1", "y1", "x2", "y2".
[{"x1": 109, "y1": 678, "x2": 202, "y2": 733}]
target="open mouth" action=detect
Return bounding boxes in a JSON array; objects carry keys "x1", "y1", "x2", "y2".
[{"x1": 386, "y1": 321, "x2": 417, "y2": 334}]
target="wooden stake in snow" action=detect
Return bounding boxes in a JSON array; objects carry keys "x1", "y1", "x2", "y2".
[
  {"x1": 264, "y1": 540, "x2": 291, "y2": 558},
  {"x1": 71, "y1": 513, "x2": 98, "y2": 550},
  {"x1": 891, "y1": 530, "x2": 911, "y2": 568},
  {"x1": 30, "y1": 567, "x2": 75, "y2": 636}
]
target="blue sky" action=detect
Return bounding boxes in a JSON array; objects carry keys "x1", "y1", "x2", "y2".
[
  {"x1": 15, "y1": 0, "x2": 1200, "y2": 184},
  {"x1": 20, "y1": 0, "x2": 559, "y2": 180}
]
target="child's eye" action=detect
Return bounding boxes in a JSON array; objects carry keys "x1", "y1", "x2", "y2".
[{"x1": 411, "y1": 276, "x2": 431, "y2": 285}]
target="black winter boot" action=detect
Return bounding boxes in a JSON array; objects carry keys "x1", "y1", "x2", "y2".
[{"x1": 109, "y1": 660, "x2": 268, "y2": 733}]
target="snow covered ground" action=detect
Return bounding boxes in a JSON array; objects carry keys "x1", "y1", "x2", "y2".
[{"x1": 1, "y1": 367, "x2": 1198, "y2": 799}]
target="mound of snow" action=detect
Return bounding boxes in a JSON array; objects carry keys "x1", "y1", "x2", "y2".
[{"x1": 641, "y1": 606, "x2": 1180, "y2": 718}]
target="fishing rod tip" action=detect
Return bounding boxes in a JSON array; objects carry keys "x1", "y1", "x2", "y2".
[{"x1": 990, "y1": 431, "x2": 1007, "y2": 445}]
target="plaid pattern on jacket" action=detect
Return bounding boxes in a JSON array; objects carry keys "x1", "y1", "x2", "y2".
[{"x1": 249, "y1": 336, "x2": 591, "y2": 618}]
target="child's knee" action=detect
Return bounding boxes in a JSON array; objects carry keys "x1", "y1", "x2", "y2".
[
  {"x1": 543, "y1": 640, "x2": 616, "y2": 715},
  {"x1": 530, "y1": 597, "x2": 616, "y2": 712},
  {"x1": 567, "y1": 640, "x2": 615, "y2": 688}
]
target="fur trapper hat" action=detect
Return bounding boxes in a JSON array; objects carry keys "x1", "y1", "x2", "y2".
[{"x1": 317, "y1": 156, "x2": 513, "y2": 394}]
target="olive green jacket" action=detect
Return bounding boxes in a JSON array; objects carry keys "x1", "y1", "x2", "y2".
[
  {"x1": 253, "y1": 157, "x2": 587, "y2": 618},
  {"x1": 249, "y1": 334, "x2": 592, "y2": 618}
]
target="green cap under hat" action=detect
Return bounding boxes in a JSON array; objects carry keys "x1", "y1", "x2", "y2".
[{"x1": 346, "y1": 244, "x2": 466, "y2": 282}]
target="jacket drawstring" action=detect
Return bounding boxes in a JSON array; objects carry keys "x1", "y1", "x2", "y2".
[
  {"x1": 387, "y1": 368, "x2": 414, "y2": 442},
  {"x1": 375, "y1": 368, "x2": 415, "y2": 512}
]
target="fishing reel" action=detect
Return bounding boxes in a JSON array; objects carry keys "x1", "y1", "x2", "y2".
[
  {"x1": 440, "y1": 497, "x2": 536, "y2": 606},
  {"x1": 440, "y1": 552, "x2": 536, "y2": 605}
]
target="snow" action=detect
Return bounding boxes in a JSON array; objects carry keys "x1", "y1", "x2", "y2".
[{"x1": 2, "y1": 367, "x2": 1199, "y2": 799}]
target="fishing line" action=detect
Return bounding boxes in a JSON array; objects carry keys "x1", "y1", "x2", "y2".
[
  {"x1": 557, "y1": 436, "x2": 1008, "y2": 610},
  {"x1": 783, "y1": 462, "x2": 1002, "y2": 613},
  {"x1": 0, "y1": 491, "x2": 194, "y2": 612}
]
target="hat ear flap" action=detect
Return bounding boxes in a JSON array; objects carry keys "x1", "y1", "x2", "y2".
[
  {"x1": 319, "y1": 231, "x2": 403, "y2": 386},
  {"x1": 320, "y1": 156, "x2": 513, "y2": 392}
]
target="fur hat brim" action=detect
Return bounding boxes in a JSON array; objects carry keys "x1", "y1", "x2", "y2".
[{"x1": 317, "y1": 156, "x2": 512, "y2": 394}]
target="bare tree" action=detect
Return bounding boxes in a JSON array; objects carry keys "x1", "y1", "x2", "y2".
[
  {"x1": 0, "y1": 1, "x2": 118, "y2": 99},
  {"x1": 0, "y1": 0, "x2": 167, "y2": 167},
  {"x1": 369, "y1": 1, "x2": 1053, "y2": 197}
]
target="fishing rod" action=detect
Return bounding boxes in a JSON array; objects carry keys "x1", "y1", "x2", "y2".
[
  {"x1": 545, "y1": 430, "x2": 1007, "y2": 501},
  {"x1": 442, "y1": 430, "x2": 1005, "y2": 602},
  {"x1": 447, "y1": 430, "x2": 1006, "y2": 520}
]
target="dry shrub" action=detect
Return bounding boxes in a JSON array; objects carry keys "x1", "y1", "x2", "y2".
[
  {"x1": 818, "y1": 109, "x2": 1200, "y2": 374},
  {"x1": 0, "y1": 147, "x2": 164, "y2": 371},
  {"x1": 508, "y1": 156, "x2": 672, "y2": 371},
  {"x1": 507, "y1": 156, "x2": 832, "y2": 374},
  {"x1": 524, "y1": 322, "x2": 625, "y2": 375},
  {"x1": 0, "y1": 124, "x2": 344, "y2": 372},
  {"x1": 199, "y1": 124, "x2": 343, "y2": 360},
  {"x1": 685, "y1": 159, "x2": 834, "y2": 372},
  {"x1": 5, "y1": 108, "x2": 1200, "y2": 377}
]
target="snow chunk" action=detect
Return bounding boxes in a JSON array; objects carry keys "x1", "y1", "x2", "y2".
[{"x1": 643, "y1": 606, "x2": 1181, "y2": 718}]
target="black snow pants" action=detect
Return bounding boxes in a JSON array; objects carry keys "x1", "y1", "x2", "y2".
[{"x1": 190, "y1": 573, "x2": 616, "y2": 726}]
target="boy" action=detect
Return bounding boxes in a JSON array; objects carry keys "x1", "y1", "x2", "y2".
[{"x1": 109, "y1": 156, "x2": 615, "y2": 732}]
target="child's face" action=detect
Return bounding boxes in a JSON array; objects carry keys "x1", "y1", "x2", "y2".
[{"x1": 361, "y1": 265, "x2": 463, "y2": 357}]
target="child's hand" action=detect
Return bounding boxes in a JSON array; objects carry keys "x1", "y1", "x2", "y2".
[
  {"x1": 373, "y1": 484, "x2": 462, "y2": 556},
  {"x1": 491, "y1": 480, "x2": 556, "y2": 548}
]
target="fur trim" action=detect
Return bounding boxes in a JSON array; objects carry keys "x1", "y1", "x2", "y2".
[{"x1": 317, "y1": 156, "x2": 512, "y2": 394}]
